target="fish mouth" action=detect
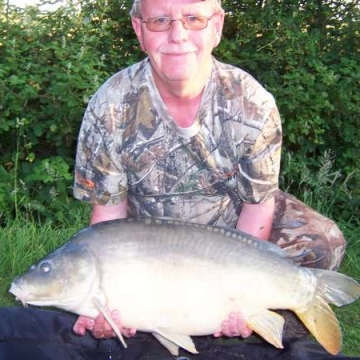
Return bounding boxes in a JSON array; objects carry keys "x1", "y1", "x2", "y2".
[
  {"x1": 9, "y1": 283, "x2": 30, "y2": 307},
  {"x1": 9, "y1": 284, "x2": 63, "y2": 308},
  {"x1": 9, "y1": 281, "x2": 92, "y2": 310}
]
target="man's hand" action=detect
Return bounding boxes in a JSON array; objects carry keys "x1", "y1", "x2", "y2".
[
  {"x1": 74, "y1": 311, "x2": 249, "y2": 339},
  {"x1": 73, "y1": 310, "x2": 136, "y2": 339},
  {"x1": 213, "y1": 312, "x2": 253, "y2": 338}
]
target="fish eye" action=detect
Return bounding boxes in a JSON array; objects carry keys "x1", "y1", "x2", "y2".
[{"x1": 39, "y1": 261, "x2": 52, "y2": 274}]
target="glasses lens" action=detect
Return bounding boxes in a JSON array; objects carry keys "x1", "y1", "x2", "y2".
[
  {"x1": 146, "y1": 17, "x2": 171, "y2": 31},
  {"x1": 144, "y1": 15, "x2": 212, "y2": 32},
  {"x1": 183, "y1": 16, "x2": 208, "y2": 30}
]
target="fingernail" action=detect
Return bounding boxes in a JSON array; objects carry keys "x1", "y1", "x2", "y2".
[
  {"x1": 94, "y1": 332, "x2": 103, "y2": 339},
  {"x1": 74, "y1": 326, "x2": 83, "y2": 335},
  {"x1": 87, "y1": 320, "x2": 95, "y2": 327}
]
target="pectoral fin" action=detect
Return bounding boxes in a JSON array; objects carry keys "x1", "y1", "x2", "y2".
[
  {"x1": 152, "y1": 329, "x2": 198, "y2": 355},
  {"x1": 247, "y1": 309, "x2": 285, "y2": 349},
  {"x1": 92, "y1": 297, "x2": 127, "y2": 348}
]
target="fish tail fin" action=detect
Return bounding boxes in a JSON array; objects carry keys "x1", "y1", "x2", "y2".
[
  {"x1": 311, "y1": 268, "x2": 360, "y2": 307},
  {"x1": 295, "y1": 295, "x2": 341, "y2": 355},
  {"x1": 296, "y1": 269, "x2": 360, "y2": 355}
]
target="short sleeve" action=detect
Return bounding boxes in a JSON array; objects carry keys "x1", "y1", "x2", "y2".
[
  {"x1": 73, "y1": 90, "x2": 128, "y2": 205},
  {"x1": 237, "y1": 96, "x2": 282, "y2": 203}
]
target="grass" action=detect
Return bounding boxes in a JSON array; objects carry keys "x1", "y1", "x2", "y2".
[
  {"x1": 0, "y1": 219, "x2": 85, "y2": 306},
  {"x1": 0, "y1": 210, "x2": 359, "y2": 356},
  {"x1": 334, "y1": 219, "x2": 360, "y2": 356},
  {"x1": 0, "y1": 203, "x2": 90, "y2": 306}
]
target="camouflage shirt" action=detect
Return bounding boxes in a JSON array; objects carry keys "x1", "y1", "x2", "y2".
[{"x1": 74, "y1": 57, "x2": 282, "y2": 227}]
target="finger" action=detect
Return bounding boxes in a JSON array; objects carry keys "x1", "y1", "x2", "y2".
[
  {"x1": 93, "y1": 312, "x2": 114, "y2": 338},
  {"x1": 73, "y1": 316, "x2": 95, "y2": 336},
  {"x1": 73, "y1": 318, "x2": 86, "y2": 336},
  {"x1": 122, "y1": 327, "x2": 137, "y2": 338},
  {"x1": 230, "y1": 312, "x2": 252, "y2": 338},
  {"x1": 234, "y1": 312, "x2": 252, "y2": 338},
  {"x1": 220, "y1": 312, "x2": 252, "y2": 338},
  {"x1": 228, "y1": 312, "x2": 241, "y2": 335},
  {"x1": 219, "y1": 319, "x2": 231, "y2": 336},
  {"x1": 112, "y1": 310, "x2": 136, "y2": 338},
  {"x1": 240, "y1": 325, "x2": 252, "y2": 338},
  {"x1": 92, "y1": 313, "x2": 106, "y2": 338}
]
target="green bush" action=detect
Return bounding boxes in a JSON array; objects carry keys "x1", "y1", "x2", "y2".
[
  {"x1": 216, "y1": 0, "x2": 360, "y2": 220},
  {"x1": 0, "y1": 0, "x2": 142, "y2": 222}
]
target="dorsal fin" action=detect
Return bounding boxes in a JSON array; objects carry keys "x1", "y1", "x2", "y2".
[{"x1": 142, "y1": 217, "x2": 288, "y2": 257}]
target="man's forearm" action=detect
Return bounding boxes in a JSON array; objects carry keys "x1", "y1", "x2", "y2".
[
  {"x1": 236, "y1": 197, "x2": 275, "y2": 241},
  {"x1": 90, "y1": 201, "x2": 128, "y2": 225}
]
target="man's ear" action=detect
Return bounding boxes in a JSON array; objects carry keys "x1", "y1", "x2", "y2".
[
  {"x1": 213, "y1": 10, "x2": 225, "y2": 48},
  {"x1": 132, "y1": 17, "x2": 146, "y2": 52}
]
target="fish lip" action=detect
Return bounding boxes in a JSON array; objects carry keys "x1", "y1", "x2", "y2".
[
  {"x1": 9, "y1": 283, "x2": 30, "y2": 307},
  {"x1": 9, "y1": 282, "x2": 94, "y2": 310}
]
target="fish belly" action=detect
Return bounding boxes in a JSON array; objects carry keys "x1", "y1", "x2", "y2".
[{"x1": 98, "y1": 253, "x2": 312, "y2": 336}]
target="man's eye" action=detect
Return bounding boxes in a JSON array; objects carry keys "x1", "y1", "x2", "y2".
[
  {"x1": 153, "y1": 17, "x2": 169, "y2": 25},
  {"x1": 186, "y1": 15, "x2": 198, "y2": 23}
]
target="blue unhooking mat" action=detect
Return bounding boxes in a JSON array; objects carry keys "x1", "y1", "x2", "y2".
[{"x1": 0, "y1": 308, "x2": 359, "y2": 360}]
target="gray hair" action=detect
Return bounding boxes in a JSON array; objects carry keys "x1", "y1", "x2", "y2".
[
  {"x1": 129, "y1": 0, "x2": 141, "y2": 17},
  {"x1": 129, "y1": 0, "x2": 222, "y2": 18}
]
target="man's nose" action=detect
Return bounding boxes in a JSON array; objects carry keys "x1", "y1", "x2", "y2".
[{"x1": 169, "y1": 19, "x2": 189, "y2": 42}]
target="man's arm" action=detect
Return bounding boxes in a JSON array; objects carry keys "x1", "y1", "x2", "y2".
[
  {"x1": 236, "y1": 196, "x2": 275, "y2": 241},
  {"x1": 90, "y1": 201, "x2": 128, "y2": 225}
]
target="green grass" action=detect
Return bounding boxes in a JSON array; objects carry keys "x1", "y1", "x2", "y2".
[
  {"x1": 0, "y1": 204, "x2": 90, "y2": 306},
  {"x1": 334, "y1": 220, "x2": 360, "y2": 356},
  {"x1": 0, "y1": 212, "x2": 359, "y2": 356},
  {"x1": 0, "y1": 219, "x2": 85, "y2": 306}
]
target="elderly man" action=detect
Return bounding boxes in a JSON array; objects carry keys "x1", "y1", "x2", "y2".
[
  {"x1": 72, "y1": 0, "x2": 345, "y2": 342},
  {"x1": 0, "y1": 1, "x2": 349, "y2": 359}
]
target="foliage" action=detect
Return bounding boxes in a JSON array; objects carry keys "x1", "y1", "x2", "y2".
[
  {"x1": 0, "y1": 0, "x2": 143, "y2": 223},
  {"x1": 0, "y1": 0, "x2": 359, "y2": 224},
  {"x1": 217, "y1": 0, "x2": 360, "y2": 220},
  {"x1": 279, "y1": 150, "x2": 357, "y2": 221}
]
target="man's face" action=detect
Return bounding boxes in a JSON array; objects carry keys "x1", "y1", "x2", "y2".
[{"x1": 132, "y1": 0, "x2": 224, "y2": 88}]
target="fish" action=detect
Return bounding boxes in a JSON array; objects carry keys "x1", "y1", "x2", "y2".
[{"x1": 9, "y1": 217, "x2": 360, "y2": 356}]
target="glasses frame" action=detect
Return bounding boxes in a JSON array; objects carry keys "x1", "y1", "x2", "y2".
[{"x1": 141, "y1": 14, "x2": 216, "y2": 32}]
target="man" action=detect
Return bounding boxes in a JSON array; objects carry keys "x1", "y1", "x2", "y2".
[{"x1": 72, "y1": 0, "x2": 345, "y2": 346}]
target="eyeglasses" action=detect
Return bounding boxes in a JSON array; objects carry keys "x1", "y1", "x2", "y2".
[{"x1": 142, "y1": 14, "x2": 216, "y2": 32}]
